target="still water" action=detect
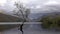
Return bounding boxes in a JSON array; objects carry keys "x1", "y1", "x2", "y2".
[{"x1": 1, "y1": 24, "x2": 60, "y2": 34}]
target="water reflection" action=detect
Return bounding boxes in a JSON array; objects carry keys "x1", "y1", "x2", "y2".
[{"x1": 0, "y1": 24, "x2": 60, "y2": 34}]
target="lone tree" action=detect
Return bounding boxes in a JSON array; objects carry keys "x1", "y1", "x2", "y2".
[{"x1": 14, "y1": 1, "x2": 30, "y2": 34}]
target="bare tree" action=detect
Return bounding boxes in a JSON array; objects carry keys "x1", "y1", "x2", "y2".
[
  {"x1": 24, "y1": 9, "x2": 30, "y2": 22},
  {"x1": 14, "y1": 2, "x2": 30, "y2": 34}
]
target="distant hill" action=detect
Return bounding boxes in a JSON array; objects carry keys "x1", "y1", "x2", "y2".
[
  {"x1": 0, "y1": 13, "x2": 22, "y2": 22},
  {"x1": 30, "y1": 12, "x2": 60, "y2": 22}
]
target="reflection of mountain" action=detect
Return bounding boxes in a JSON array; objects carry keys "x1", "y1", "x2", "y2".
[{"x1": 0, "y1": 24, "x2": 18, "y2": 31}]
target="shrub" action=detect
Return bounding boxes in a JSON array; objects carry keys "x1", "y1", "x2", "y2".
[{"x1": 40, "y1": 15, "x2": 60, "y2": 30}]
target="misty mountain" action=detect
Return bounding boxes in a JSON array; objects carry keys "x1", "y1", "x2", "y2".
[{"x1": 30, "y1": 12, "x2": 60, "y2": 21}]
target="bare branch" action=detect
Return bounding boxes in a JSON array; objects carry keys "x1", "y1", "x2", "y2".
[{"x1": 14, "y1": 2, "x2": 30, "y2": 34}]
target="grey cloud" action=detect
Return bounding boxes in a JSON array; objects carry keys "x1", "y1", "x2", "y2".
[{"x1": 1, "y1": 0, "x2": 60, "y2": 13}]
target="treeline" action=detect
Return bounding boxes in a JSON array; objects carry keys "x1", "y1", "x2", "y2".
[{"x1": 39, "y1": 14, "x2": 60, "y2": 30}]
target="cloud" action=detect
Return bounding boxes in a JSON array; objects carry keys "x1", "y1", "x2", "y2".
[
  {"x1": 20, "y1": 0, "x2": 37, "y2": 4},
  {"x1": 44, "y1": 0, "x2": 59, "y2": 5},
  {"x1": 30, "y1": 6, "x2": 35, "y2": 9},
  {"x1": 0, "y1": 0, "x2": 60, "y2": 13},
  {"x1": 0, "y1": 0, "x2": 7, "y2": 6},
  {"x1": 35, "y1": 5, "x2": 41, "y2": 9}
]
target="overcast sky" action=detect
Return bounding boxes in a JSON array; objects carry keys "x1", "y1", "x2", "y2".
[{"x1": 0, "y1": 0, "x2": 60, "y2": 13}]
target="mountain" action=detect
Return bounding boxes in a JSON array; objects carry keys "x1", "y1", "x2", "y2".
[
  {"x1": 29, "y1": 12, "x2": 60, "y2": 21},
  {"x1": 0, "y1": 13, "x2": 22, "y2": 22}
]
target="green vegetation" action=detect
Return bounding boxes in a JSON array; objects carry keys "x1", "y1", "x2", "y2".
[{"x1": 40, "y1": 15, "x2": 60, "y2": 30}]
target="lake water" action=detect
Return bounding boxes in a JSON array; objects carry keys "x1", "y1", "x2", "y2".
[{"x1": 1, "y1": 24, "x2": 60, "y2": 34}]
